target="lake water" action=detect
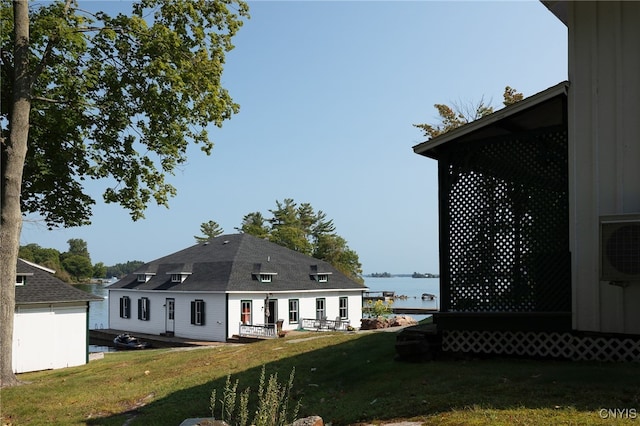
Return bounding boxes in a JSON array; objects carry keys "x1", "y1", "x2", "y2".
[
  {"x1": 363, "y1": 276, "x2": 440, "y2": 321},
  {"x1": 76, "y1": 283, "x2": 114, "y2": 352}
]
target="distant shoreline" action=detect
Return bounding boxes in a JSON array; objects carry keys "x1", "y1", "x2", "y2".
[{"x1": 365, "y1": 273, "x2": 440, "y2": 279}]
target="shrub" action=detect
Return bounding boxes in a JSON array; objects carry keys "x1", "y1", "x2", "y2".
[
  {"x1": 365, "y1": 299, "x2": 393, "y2": 318},
  {"x1": 210, "y1": 366, "x2": 301, "y2": 426}
]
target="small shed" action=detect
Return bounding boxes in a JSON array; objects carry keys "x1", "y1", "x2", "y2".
[{"x1": 14, "y1": 259, "x2": 103, "y2": 373}]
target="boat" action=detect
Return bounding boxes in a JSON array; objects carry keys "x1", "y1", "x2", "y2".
[
  {"x1": 421, "y1": 293, "x2": 436, "y2": 301},
  {"x1": 113, "y1": 333, "x2": 151, "y2": 350}
]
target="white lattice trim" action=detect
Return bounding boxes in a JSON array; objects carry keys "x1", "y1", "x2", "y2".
[{"x1": 443, "y1": 330, "x2": 640, "y2": 361}]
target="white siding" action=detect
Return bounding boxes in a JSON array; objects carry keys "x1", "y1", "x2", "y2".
[
  {"x1": 227, "y1": 291, "x2": 363, "y2": 336},
  {"x1": 13, "y1": 304, "x2": 89, "y2": 373},
  {"x1": 568, "y1": 1, "x2": 640, "y2": 333},
  {"x1": 108, "y1": 290, "x2": 227, "y2": 342}
]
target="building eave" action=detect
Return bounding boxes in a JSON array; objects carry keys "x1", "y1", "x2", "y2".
[
  {"x1": 412, "y1": 81, "x2": 569, "y2": 159},
  {"x1": 541, "y1": 0, "x2": 568, "y2": 26}
]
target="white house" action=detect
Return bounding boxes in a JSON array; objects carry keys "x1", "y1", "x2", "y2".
[
  {"x1": 14, "y1": 259, "x2": 103, "y2": 373},
  {"x1": 108, "y1": 234, "x2": 366, "y2": 341}
]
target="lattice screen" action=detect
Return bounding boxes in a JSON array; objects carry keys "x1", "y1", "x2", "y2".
[
  {"x1": 440, "y1": 127, "x2": 570, "y2": 313},
  {"x1": 443, "y1": 330, "x2": 640, "y2": 362}
]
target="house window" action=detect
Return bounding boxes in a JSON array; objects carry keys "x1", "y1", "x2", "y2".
[
  {"x1": 15, "y1": 275, "x2": 26, "y2": 286},
  {"x1": 241, "y1": 300, "x2": 252, "y2": 324},
  {"x1": 318, "y1": 274, "x2": 328, "y2": 282},
  {"x1": 260, "y1": 274, "x2": 272, "y2": 283},
  {"x1": 288, "y1": 299, "x2": 299, "y2": 324},
  {"x1": 137, "y1": 273, "x2": 153, "y2": 283},
  {"x1": 138, "y1": 297, "x2": 150, "y2": 321},
  {"x1": 339, "y1": 297, "x2": 348, "y2": 319},
  {"x1": 120, "y1": 296, "x2": 131, "y2": 319},
  {"x1": 191, "y1": 299, "x2": 205, "y2": 325},
  {"x1": 315, "y1": 298, "x2": 326, "y2": 320},
  {"x1": 171, "y1": 274, "x2": 182, "y2": 283}
]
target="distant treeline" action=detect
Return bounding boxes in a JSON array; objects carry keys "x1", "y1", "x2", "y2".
[{"x1": 19, "y1": 240, "x2": 144, "y2": 283}]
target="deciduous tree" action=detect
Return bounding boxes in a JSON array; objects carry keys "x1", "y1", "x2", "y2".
[
  {"x1": 0, "y1": 0, "x2": 248, "y2": 387},
  {"x1": 414, "y1": 86, "x2": 524, "y2": 139}
]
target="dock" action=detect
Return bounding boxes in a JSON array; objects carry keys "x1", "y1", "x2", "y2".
[{"x1": 89, "y1": 329, "x2": 226, "y2": 348}]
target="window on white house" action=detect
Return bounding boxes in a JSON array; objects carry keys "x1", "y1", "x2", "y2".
[
  {"x1": 171, "y1": 274, "x2": 182, "y2": 283},
  {"x1": 15, "y1": 275, "x2": 26, "y2": 286},
  {"x1": 288, "y1": 299, "x2": 299, "y2": 324},
  {"x1": 191, "y1": 299, "x2": 205, "y2": 325},
  {"x1": 138, "y1": 297, "x2": 150, "y2": 321},
  {"x1": 137, "y1": 273, "x2": 154, "y2": 283},
  {"x1": 339, "y1": 297, "x2": 348, "y2": 319},
  {"x1": 315, "y1": 298, "x2": 326, "y2": 320},
  {"x1": 260, "y1": 274, "x2": 272, "y2": 283},
  {"x1": 318, "y1": 274, "x2": 328, "y2": 282},
  {"x1": 120, "y1": 296, "x2": 131, "y2": 319},
  {"x1": 241, "y1": 300, "x2": 252, "y2": 324}
]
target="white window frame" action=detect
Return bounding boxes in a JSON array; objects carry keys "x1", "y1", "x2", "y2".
[
  {"x1": 260, "y1": 274, "x2": 272, "y2": 283},
  {"x1": 191, "y1": 299, "x2": 205, "y2": 326},
  {"x1": 339, "y1": 296, "x2": 348, "y2": 319},
  {"x1": 241, "y1": 300, "x2": 252, "y2": 324},
  {"x1": 315, "y1": 298, "x2": 326, "y2": 320},
  {"x1": 288, "y1": 299, "x2": 299, "y2": 324},
  {"x1": 138, "y1": 297, "x2": 150, "y2": 321}
]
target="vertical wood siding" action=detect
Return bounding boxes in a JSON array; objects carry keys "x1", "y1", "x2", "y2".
[{"x1": 569, "y1": 1, "x2": 640, "y2": 334}]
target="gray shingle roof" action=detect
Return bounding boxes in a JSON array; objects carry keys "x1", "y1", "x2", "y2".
[
  {"x1": 109, "y1": 233, "x2": 364, "y2": 292},
  {"x1": 16, "y1": 259, "x2": 103, "y2": 304}
]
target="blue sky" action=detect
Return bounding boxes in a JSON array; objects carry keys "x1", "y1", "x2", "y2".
[{"x1": 20, "y1": 1, "x2": 567, "y2": 275}]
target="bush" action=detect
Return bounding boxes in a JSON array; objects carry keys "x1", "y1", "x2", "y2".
[
  {"x1": 365, "y1": 299, "x2": 393, "y2": 318},
  {"x1": 210, "y1": 366, "x2": 301, "y2": 426}
]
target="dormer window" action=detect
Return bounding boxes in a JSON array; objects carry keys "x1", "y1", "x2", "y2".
[
  {"x1": 137, "y1": 273, "x2": 154, "y2": 283},
  {"x1": 310, "y1": 265, "x2": 332, "y2": 282},
  {"x1": 167, "y1": 271, "x2": 191, "y2": 283},
  {"x1": 260, "y1": 274, "x2": 272, "y2": 283},
  {"x1": 15, "y1": 275, "x2": 28, "y2": 286},
  {"x1": 252, "y1": 271, "x2": 277, "y2": 283}
]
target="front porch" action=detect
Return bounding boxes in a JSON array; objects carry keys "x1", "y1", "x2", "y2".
[{"x1": 237, "y1": 317, "x2": 353, "y2": 339}]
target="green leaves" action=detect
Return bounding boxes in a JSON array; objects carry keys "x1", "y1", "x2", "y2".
[
  {"x1": 238, "y1": 199, "x2": 363, "y2": 283},
  {"x1": 414, "y1": 86, "x2": 523, "y2": 140},
  {"x1": 2, "y1": 0, "x2": 249, "y2": 227}
]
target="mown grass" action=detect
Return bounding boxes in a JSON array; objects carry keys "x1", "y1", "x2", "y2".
[{"x1": 2, "y1": 329, "x2": 640, "y2": 425}]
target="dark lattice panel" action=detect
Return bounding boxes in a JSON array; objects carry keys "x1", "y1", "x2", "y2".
[
  {"x1": 443, "y1": 330, "x2": 640, "y2": 362},
  {"x1": 441, "y1": 127, "x2": 570, "y2": 313}
]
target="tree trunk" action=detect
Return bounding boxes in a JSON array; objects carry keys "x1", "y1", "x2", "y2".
[{"x1": 1, "y1": 0, "x2": 30, "y2": 387}]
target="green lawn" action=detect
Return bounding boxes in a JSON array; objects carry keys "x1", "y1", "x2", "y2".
[{"x1": 2, "y1": 329, "x2": 639, "y2": 425}]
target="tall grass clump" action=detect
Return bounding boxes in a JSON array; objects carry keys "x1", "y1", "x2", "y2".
[{"x1": 210, "y1": 365, "x2": 301, "y2": 426}]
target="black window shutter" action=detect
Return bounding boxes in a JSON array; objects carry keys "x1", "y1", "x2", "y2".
[
  {"x1": 125, "y1": 297, "x2": 130, "y2": 318},
  {"x1": 146, "y1": 298, "x2": 150, "y2": 321},
  {"x1": 138, "y1": 298, "x2": 142, "y2": 320},
  {"x1": 201, "y1": 301, "x2": 206, "y2": 325},
  {"x1": 190, "y1": 301, "x2": 195, "y2": 324},
  {"x1": 120, "y1": 297, "x2": 124, "y2": 317}
]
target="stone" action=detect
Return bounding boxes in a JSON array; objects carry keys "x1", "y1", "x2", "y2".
[{"x1": 291, "y1": 415, "x2": 323, "y2": 426}]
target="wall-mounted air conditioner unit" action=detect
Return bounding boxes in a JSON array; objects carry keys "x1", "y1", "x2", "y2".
[{"x1": 600, "y1": 214, "x2": 640, "y2": 283}]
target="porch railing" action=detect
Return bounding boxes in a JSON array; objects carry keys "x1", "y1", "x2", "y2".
[
  {"x1": 238, "y1": 323, "x2": 277, "y2": 339},
  {"x1": 301, "y1": 318, "x2": 351, "y2": 331}
]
